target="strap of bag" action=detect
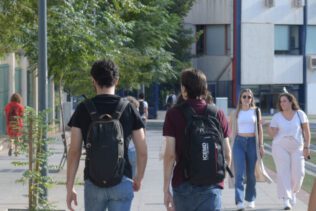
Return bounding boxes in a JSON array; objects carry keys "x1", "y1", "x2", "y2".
[
  {"x1": 204, "y1": 104, "x2": 218, "y2": 118},
  {"x1": 84, "y1": 99, "x2": 99, "y2": 121},
  {"x1": 255, "y1": 107, "x2": 260, "y2": 132},
  {"x1": 296, "y1": 111, "x2": 305, "y2": 140},
  {"x1": 112, "y1": 98, "x2": 129, "y2": 120}
]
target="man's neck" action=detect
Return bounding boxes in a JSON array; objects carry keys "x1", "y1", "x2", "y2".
[{"x1": 96, "y1": 86, "x2": 115, "y2": 95}]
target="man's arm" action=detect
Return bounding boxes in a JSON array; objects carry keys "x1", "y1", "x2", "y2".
[
  {"x1": 132, "y1": 128, "x2": 148, "y2": 191},
  {"x1": 163, "y1": 136, "x2": 176, "y2": 211},
  {"x1": 223, "y1": 137, "x2": 231, "y2": 167},
  {"x1": 66, "y1": 127, "x2": 83, "y2": 211}
]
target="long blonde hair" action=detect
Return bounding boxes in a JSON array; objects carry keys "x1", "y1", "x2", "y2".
[{"x1": 236, "y1": 89, "x2": 256, "y2": 118}]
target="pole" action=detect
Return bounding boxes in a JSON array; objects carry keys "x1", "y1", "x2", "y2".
[{"x1": 38, "y1": 0, "x2": 48, "y2": 201}]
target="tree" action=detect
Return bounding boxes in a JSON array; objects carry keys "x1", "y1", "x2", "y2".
[{"x1": 0, "y1": 0, "x2": 196, "y2": 95}]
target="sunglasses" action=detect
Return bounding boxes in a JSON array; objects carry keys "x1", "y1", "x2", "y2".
[{"x1": 242, "y1": 95, "x2": 252, "y2": 99}]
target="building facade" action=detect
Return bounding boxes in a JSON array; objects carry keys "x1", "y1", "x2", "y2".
[{"x1": 184, "y1": 0, "x2": 316, "y2": 114}]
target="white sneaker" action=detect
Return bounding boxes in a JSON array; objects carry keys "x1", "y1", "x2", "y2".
[
  {"x1": 283, "y1": 198, "x2": 292, "y2": 210},
  {"x1": 290, "y1": 194, "x2": 296, "y2": 206},
  {"x1": 247, "y1": 201, "x2": 255, "y2": 208},
  {"x1": 237, "y1": 202, "x2": 245, "y2": 211}
]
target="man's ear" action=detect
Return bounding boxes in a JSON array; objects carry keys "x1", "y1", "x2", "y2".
[{"x1": 114, "y1": 79, "x2": 119, "y2": 86}]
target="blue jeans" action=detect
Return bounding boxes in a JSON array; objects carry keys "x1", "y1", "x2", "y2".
[
  {"x1": 173, "y1": 182, "x2": 222, "y2": 211},
  {"x1": 233, "y1": 135, "x2": 257, "y2": 204},
  {"x1": 84, "y1": 177, "x2": 134, "y2": 211},
  {"x1": 128, "y1": 148, "x2": 136, "y2": 177}
]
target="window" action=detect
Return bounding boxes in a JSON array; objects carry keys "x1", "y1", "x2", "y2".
[
  {"x1": 196, "y1": 25, "x2": 206, "y2": 55},
  {"x1": 275, "y1": 25, "x2": 301, "y2": 55},
  {"x1": 307, "y1": 25, "x2": 316, "y2": 54},
  {"x1": 196, "y1": 25, "x2": 231, "y2": 56}
]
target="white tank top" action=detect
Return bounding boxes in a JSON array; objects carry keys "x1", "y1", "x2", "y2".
[{"x1": 237, "y1": 109, "x2": 256, "y2": 133}]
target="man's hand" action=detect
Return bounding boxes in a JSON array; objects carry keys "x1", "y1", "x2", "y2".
[
  {"x1": 133, "y1": 176, "x2": 142, "y2": 191},
  {"x1": 164, "y1": 190, "x2": 175, "y2": 211},
  {"x1": 66, "y1": 188, "x2": 78, "y2": 211}
]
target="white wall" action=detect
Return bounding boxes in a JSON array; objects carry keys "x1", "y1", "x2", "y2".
[
  {"x1": 192, "y1": 56, "x2": 232, "y2": 81},
  {"x1": 242, "y1": 0, "x2": 303, "y2": 24},
  {"x1": 273, "y1": 55, "x2": 303, "y2": 83},
  {"x1": 241, "y1": 23, "x2": 274, "y2": 84},
  {"x1": 307, "y1": 83, "x2": 316, "y2": 114},
  {"x1": 184, "y1": 0, "x2": 233, "y2": 24},
  {"x1": 308, "y1": 0, "x2": 316, "y2": 24}
]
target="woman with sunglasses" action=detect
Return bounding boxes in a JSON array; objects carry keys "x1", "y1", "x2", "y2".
[
  {"x1": 229, "y1": 89, "x2": 272, "y2": 211},
  {"x1": 268, "y1": 92, "x2": 311, "y2": 210}
]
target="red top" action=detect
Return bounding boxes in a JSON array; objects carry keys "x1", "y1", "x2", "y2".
[
  {"x1": 163, "y1": 99, "x2": 231, "y2": 188},
  {"x1": 4, "y1": 102, "x2": 24, "y2": 137}
]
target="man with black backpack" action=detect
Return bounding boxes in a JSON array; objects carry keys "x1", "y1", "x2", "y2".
[
  {"x1": 163, "y1": 68, "x2": 232, "y2": 211},
  {"x1": 66, "y1": 60, "x2": 148, "y2": 211}
]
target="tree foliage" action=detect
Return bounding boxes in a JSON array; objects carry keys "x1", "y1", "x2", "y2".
[{"x1": 0, "y1": 0, "x2": 196, "y2": 95}]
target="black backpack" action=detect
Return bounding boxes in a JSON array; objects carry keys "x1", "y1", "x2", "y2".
[
  {"x1": 84, "y1": 98, "x2": 129, "y2": 187},
  {"x1": 179, "y1": 103, "x2": 226, "y2": 186}
]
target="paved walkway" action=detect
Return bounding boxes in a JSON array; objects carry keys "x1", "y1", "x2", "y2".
[{"x1": 0, "y1": 127, "x2": 310, "y2": 211}]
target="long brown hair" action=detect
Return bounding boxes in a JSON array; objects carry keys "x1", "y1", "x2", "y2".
[
  {"x1": 277, "y1": 92, "x2": 300, "y2": 111},
  {"x1": 236, "y1": 89, "x2": 256, "y2": 117}
]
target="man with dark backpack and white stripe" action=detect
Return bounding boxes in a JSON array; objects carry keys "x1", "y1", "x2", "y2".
[
  {"x1": 163, "y1": 68, "x2": 232, "y2": 211},
  {"x1": 66, "y1": 60, "x2": 148, "y2": 211}
]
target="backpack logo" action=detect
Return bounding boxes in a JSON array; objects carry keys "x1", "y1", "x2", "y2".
[
  {"x1": 202, "y1": 143, "x2": 209, "y2": 161},
  {"x1": 84, "y1": 99, "x2": 129, "y2": 187},
  {"x1": 180, "y1": 104, "x2": 226, "y2": 186}
]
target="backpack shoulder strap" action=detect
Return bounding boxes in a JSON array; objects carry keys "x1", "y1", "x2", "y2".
[
  {"x1": 204, "y1": 104, "x2": 218, "y2": 118},
  {"x1": 112, "y1": 98, "x2": 129, "y2": 120},
  {"x1": 84, "y1": 99, "x2": 99, "y2": 121}
]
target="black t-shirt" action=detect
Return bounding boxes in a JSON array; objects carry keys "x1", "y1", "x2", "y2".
[{"x1": 68, "y1": 94, "x2": 144, "y2": 180}]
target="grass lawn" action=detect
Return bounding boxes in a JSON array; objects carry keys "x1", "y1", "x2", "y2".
[{"x1": 263, "y1": 153, "x2": 315, "y2": 193}]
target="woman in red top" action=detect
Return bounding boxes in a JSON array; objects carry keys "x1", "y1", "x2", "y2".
[{"x1": 4, "y1": 93, "x2": 24, "y2": 156}]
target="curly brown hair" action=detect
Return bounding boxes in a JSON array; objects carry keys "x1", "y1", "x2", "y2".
[{"x1": 277, "y1": 92, "x2": 300, "y2": 111}]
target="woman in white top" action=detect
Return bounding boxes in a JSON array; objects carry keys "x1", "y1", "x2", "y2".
[
  {"x1": 230, "y1": 89, "x2": 266, "y2": 211},
  {"x1": 268, "y1": 92, "x2": 311, "y2": 210}
]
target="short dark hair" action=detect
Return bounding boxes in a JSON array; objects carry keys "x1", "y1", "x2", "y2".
[
  {"x1": 90, "y1": 60, "x2": 119, "y2": 88},
  {"x1": 10, "y1": 93, "x2": 22, "y2": 103},
  {"x1": 277, "y1": 92, "x2": 300, "y2": 111},
  {"x1": 139, "y1": 93, "x2": 145, "y2": 99},
  {"x1": 181, "y1": 68, "x2": 207, "y2": 99}
]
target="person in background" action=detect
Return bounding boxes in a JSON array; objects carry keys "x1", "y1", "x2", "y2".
[
  {"x1": 229, "y1": 88, "x2": 272, "y2": 211},
  {"x1": 4, "y1": 93, "x2": 24, "y2": 156},
  {"x1": 165, "y1": 91, "x2": 177, "y2": 110},
  {"x1": 138, "y1": 93, "x2": 148, "y2": 124},
  {"x1": 126, "y1": 96, "x2": 140, "y2": 177},
  {"x1": 268, "y1": 92, "x2": 311, "y2": 210}
]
